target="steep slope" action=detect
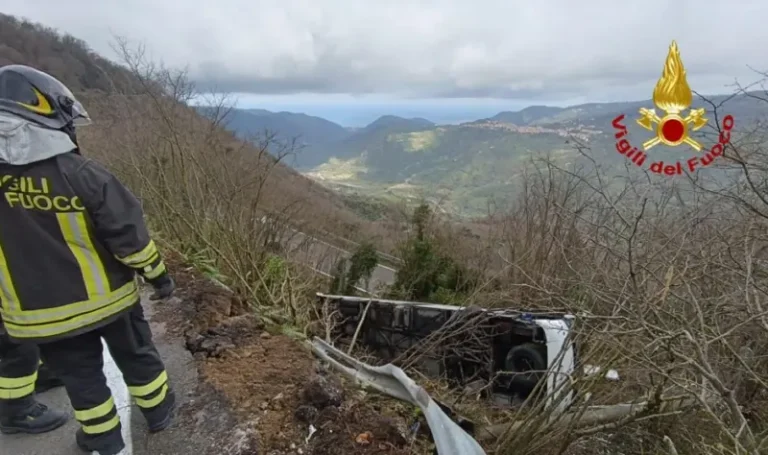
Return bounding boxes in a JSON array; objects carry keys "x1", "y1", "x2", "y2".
[
  {"x1": 310, "y1": 115, "x2": 437, "y2": 171},
  {"x1": 0, "y1": 13, "x2": 143, "y2": 94},
  {"x1": 0, "y1": 13, "x2": 382, "y2": 243}
]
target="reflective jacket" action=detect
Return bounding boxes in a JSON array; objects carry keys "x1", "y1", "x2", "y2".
[{"x1": 0, "y1": 112, "x2": 168, "y2": 342}]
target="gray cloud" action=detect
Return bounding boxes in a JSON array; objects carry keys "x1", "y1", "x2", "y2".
[{"x1": 5, "y1": 0, "x2": 768, "y2": 100}]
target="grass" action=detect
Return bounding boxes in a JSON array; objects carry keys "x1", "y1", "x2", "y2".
[
  {"x1": 393, "y1": 130, "x2": 440, "y2": 153},
  {"x1": 305, "y1": 124, "x2": 594, "y2": 218},
  {"x1": 307, "y1": 156, "x2": 369, "y2": 181}
]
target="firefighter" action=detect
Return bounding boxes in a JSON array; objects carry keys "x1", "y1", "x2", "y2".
[
  {"x1": 0, "y1": 64, "x2": 177, "y2": 455},
  {"x1": 0, "y1": 328, "x2": 69, "y2": 435}
]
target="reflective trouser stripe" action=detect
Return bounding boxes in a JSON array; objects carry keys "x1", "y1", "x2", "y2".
[
  {"x1": 0, "y1": 372, "x2": 37, "y2": 399},
  {"x1": 0, "y1": 383, "x2": 34, "y2": 400},
  {"x1": 75, "y1": 396, "x2": 114, "y2": 421},
  {"x1": 0, "y1": 242, "x2": 20, "y2": 312},
  {"x1": 82, "y1": 415, "x2": 120, "y2": 435},
  {"x1": 56, "y1": 212, "x2": 110, "y2": 299},
  {"x1": 136, "y1": 384, "x2": 169, "y2": 408},
  {"x1": 129, "y1": 370, "x2": 168, "y2": 408},
  {"x1": 143, "y1": 261, "x2": 166, "y2": 280},
  {"x1": 118, "y1": 240, "x2": 159, "y2": 269},
  {"x1": 75, "y1": 396, "x2": 121, "y2": 435}
]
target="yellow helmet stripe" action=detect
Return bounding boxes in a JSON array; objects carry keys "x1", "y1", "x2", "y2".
[{"x1": 15, "y1": 87, "x2": 54, "y2": 115}]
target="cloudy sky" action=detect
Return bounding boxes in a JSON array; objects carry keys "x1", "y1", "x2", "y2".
[{"x1": 5, "y1": 0, "x2": 768, "y2": 124}]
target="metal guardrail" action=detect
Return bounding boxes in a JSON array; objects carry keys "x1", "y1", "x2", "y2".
[
  {"x1": 309, "y1": 227, "x2": 404, "y2": 265},
  {"x1": 283, "y1": 226, "x2": 400, "y2": 270},
  {"x1": 259, "y1": 215, "x2": 404, "y2": 267},
  {"x1": 307, "y1": 264, "x2": 374, "y2": 296},
  {"x1": 261, "y1": 215, "x2": 396, "y2": 296}
]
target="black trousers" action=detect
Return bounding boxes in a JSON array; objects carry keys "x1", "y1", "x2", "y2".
[
  {"x1": 38, "y1": 302, "x2": 172, "y2": 444},
  {"x1": 0, "y1": 332, "x2": 39, "y2": 416}
]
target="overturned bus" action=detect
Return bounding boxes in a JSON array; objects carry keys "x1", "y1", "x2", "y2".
[{"x1": 317, "y1": 293, "x2": 577, "y2": 412}]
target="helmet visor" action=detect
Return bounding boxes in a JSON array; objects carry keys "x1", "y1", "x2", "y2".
[
  {"x1": 57, "y1": 83, "x2": 91, "y2": 127},
  {"x1": 71, "y1": 98, "x2": 92, "y2": 126}
]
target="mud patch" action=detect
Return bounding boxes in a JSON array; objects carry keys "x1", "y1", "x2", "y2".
[
  {"x1": 201, "y1": 331, "x2": 315, "y2": 452},
  {"x1": 160, "y1": 252, "x2": 431, "y2": 455},
  {"x1": 297, "y1": 381, "x2": 417, "y2": 455}
]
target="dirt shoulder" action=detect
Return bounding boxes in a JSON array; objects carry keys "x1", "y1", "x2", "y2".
[{"x1": 155, "y1": 253, "x2": 431, "y2": 455}]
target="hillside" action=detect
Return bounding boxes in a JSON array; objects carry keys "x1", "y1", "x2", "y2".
[
  {"x1": 196, "y1": 107, "x2": 353, "y2": 168},
  {"x1": 0, "y1": 12, "x2": 392, "y2": 246},
  {"x1": 484, "y1": 94, "x2": 767, "y2": 130},
  {"x1": 212, "y1": 108, "x2": 437, "y2": 170},
  {"x1": 302, "y1": 94, "x2": 767, "y2": 216},
  {"x1": 0, "y1": 13, "x2": 143, "y2": 94}
]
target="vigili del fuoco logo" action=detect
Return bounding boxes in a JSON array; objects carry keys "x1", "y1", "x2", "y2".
[{"x1": 611, "y1": 40, "x2": 734, "y2": 176}]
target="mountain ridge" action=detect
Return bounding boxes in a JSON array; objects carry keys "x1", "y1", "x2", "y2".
[
  {"x1": 200, "y1": 88, "x2": 766, "y2": 217},
  {"x1": 218, "y1": 90, "x2": 762, "y2": 138},
  {"x1": 221, "y1": 91, "x2": 765, "y2": 216},
  {"x1": 208, "y1": 108, "x2": 441, "y2": 168}
]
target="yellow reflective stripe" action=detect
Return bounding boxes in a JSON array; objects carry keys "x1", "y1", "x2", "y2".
[
  {"x1": 2, "y1": 281, "x2": 136, "y2": 325},
  {"x1": 75, "y1": 396, "x2": 114, "y2": 422},
  {"x1": 135, "y1": 384, "x2": 168, "y2": 409},
  {"x1": 56, "y1": 212, "x2": 110, "y2": 298},
  {"x1": 118, "y1": 241, "x2": 158, "y2": 268},
  {"x1": 128, "y1": 371, "x2": 168, "y2": 397},
  {"x1": 0, "y1": 371, "x2": 37, "y2": 389},
  {"x1": 0, "y1": 242, "x2": 20, "y2": 312},
  {"x1": 133, "y1": 252, "x2": 160, "y2": 269},
  {"x1": 2, "y1": 283, "x2": 139, "y2": 339},
  {"x1": 81, "y1": 414, "x2": 120, "y2": 435},
  {"x1": 0, "y1": 383, "x2": 34, "y2": 399},
  {"x1": 143, "y1": 262, "x2": 166, "y2": 280}
]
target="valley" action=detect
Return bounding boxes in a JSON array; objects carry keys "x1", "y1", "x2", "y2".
[{"x1": 212, "y1": 94, "x2": 767, "y2": 217}]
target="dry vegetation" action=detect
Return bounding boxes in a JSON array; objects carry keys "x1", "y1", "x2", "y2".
[
  {"x1": 396, "y1": 91, "x2": 768, "y2": 454},
  {"x1": 314, "y1": 91, "x2": 768, "y2": 455},
  {"x1": 5, "y1": 12, "x2": 768, "y2": 455},
  {"x1": 0, "y1": 14, "x2": 144, "y2": 93}
]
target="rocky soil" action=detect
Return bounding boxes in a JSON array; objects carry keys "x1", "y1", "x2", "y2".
[{"x1": 154, "y1": 253, "x2": 432, "y2": 455}]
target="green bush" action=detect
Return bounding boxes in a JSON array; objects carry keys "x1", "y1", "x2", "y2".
[
  {"x1": 328, "y1": 241, "x2": 379, "y2": 295},
  {"x1": 390, "y1": 202, "x2": 477, "y2": 303}
]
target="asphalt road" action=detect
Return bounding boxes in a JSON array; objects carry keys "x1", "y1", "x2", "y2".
[
  {"x1": 280, "y1": 227, "x2": 398, "y2": 293},
  {"x1": 1, "y1": 290, "x2": 244, "y2": 455}
]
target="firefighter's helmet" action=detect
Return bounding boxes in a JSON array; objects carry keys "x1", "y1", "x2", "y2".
[{"x1": 0, "y1": 64, "x2": 91, "y2": 130}]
